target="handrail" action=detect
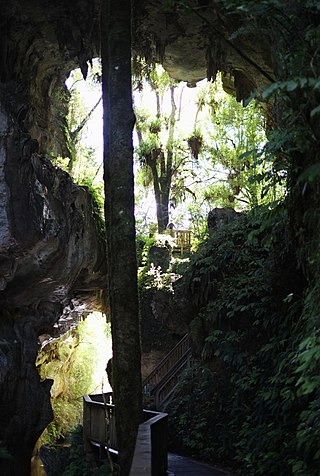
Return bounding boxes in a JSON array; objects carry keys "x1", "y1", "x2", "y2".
[
  {"x1": 167, "y1": 229, "x2": 192, "y2": 255},
  {"x1": 83, "y1": 393, "x2": 117, "y2": 449},
  {"x1": 154, "y1": 350, "x2": 192, "y2": 408},
  {"x1": 169, "y1": 229, "x2": 192, "y2": 244},
  {"x1": 129, "y1": 411, "x2": 168, "y2": 476},
  {"x1": 83, "y1": 395, "x2": 168, "y2": 476},
  {"x1": 142, "y1": 334, "x2": 190, "y2": 394},
  {"x1": 150, "y1": 348, "x2": 192, "y2": 399}
]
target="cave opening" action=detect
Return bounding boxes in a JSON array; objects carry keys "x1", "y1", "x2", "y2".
[
  {"x1": 1, "y1": 1, "x2": 318, "y2": 474},
  {"x1": 32, "y1": 312, "x2": 112, "y2": 475},
  {"x1": 63, "y1": 58, "x2": 276, "y2": 237},
  {"x1": 1, "y1": 51, "x2": 274, "y2": 474}
]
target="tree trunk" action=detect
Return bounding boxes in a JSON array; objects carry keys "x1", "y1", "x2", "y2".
[
  {"x1": 156, "y1": 84, "x2": 176, "y2": 233},
  {"x1": 148, "y1": 150, "x2": 170, "y2": 233},
  {"x1": 157, "y1": 189, "x2": 170, "y2": 233},
  {"x1": 101, "y1": 1, "x2": 142, "y2": 475}
]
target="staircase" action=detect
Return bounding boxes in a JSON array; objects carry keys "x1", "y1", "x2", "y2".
[{"x1": 142, "y1": 334, "x2": 192, "y2": 410}]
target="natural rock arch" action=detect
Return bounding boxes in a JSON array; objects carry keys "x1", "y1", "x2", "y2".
[{"x1": 0, "y1": 1, "x2": 317, "y2": 475}]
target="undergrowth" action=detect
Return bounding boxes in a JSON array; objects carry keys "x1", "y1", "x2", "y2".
[
  {"x1": 166, "y1": 207, "x2": 319, "y2": 475},
  {"x1": 62, "y1": 426, "x2": 114, "y2": 476}
]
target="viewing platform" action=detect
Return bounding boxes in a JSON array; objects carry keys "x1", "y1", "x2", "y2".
[{"x1": 167, "y1": 229, "x2": 192, "y2": 256}]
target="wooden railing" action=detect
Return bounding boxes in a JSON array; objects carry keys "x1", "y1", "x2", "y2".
[
  {"x1": 83, "y1": 394, "x2": 168, "y2": 476},
  {"x1": 142, "y1": 334, "x2": 192, "y2": 409},
  {"x1": 167, "y1": 229, "x2": 192, "y2": 256},
  {"x1": 143, "y1": 334, "x2": 190, "y2": 395},
  {"x1": 83, "y1": 392, "x2": 117, "y2": 451},
  {"x1": 83, "y1": 336, "x2": 193, "y2": 472},
  {"x1": 154, "y1": 352, "x2": 192, "y2": 409},
  {"x1": 130, "y1": 410, "x2": 168, "y2": 476}
]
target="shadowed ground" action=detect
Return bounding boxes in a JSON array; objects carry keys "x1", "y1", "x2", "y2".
[{"x1": 168, "y1": 453, "x2": 235, "y2": 476}]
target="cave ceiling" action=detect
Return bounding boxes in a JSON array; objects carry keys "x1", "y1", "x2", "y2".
[
  {"x1": 135, "y1": 0, "x2": 274, "y2": 96},
  {"x1": 0, "y1": 0, "x2": 274, "y2": 118}
]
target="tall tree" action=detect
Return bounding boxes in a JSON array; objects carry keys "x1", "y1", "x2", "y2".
[
  {"x1": 135, "y1": 65, "x2": 183, "y2": 233},
  {"x1": 185, "y1": 77, "x2": 282, "y2": 213},
  {"x1": 101, "y1": 1, "x2": 142, "y2": 475}
]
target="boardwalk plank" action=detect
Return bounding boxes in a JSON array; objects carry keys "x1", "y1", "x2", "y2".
[{"x1": 167, "y1": 453, "x2": 235, "y2": 476}]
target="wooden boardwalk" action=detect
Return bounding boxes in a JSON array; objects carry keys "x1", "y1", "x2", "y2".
[{"x1": 167, "y1": 453, "x2": 234, "y2": 476}]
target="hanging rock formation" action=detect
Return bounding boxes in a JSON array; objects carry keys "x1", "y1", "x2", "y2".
[{"x1": 135, "y1": 0, "x2": 274, "y2": 99}]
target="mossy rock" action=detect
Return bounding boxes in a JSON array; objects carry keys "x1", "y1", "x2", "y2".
[{"x1": 147, "y1": 244, "x2": 171, "y2": 271}]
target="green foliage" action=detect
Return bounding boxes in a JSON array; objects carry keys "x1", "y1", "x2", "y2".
[
  {"x1": 296, "y1": 335, "x2": 320, "y2": 396},
  {"x1": 140, "y1": 2, "x2": 320, "y2": 475},
  {"x1": 52, "y1": 155, "x2": 70, "y2": 171},
  {"x1": 167, "y1": 363, "x2": 233, "y2": 461},
  {"x1": 62, "y1": 426, "x2": 113, "y2": 476},
  {"x1": 201, "y1": 76, "x2": 284, "y2": 208},
  {"x1": 139, "y1": 263, "x2": 175, "y2": 292},
  {"x1": 134, "y1": 63, "x2": 186, "y2": 231},
  {"x1": 160, "y1": 0, "x2": 319, "y2": 215},
  {"x1": 136, "y1": 136, "x2": 160, "y2": 164},
  {"x1": 134, "y1": 67, "x2": 280, "y2": 236},
  {"x1": 92, "y1": 462, "x2": 114, "y2": 476},
  {"x1": 62, "y1": 426, "x2": 86, "y2": 476},
  {"x1": 179, "y1": 5, "x2": 320, "y2": 473},
  {"x1": 187, "y1": 129, "x2": 203, "y2": 160},
  {"x1": 38, "y1": 316, "x2": 111, "y2": 446},
  {"x1": 52, "y1": 61, "x2": 105, "y2": 221},
  {"x1": 80, "y1": 177, "x2": 105, "y2": 223},
  {"x1": 137, "y1": 233, "x2": 178, "y2": 291},
  {"x1": 136, "y1": 233, "x2": 156, "y2": 267},
  {"x1": 167, "y1": 208, "x2": 319, "y2": 475},
  {"x1": 0, "y1": 447, "x2": 12, "y2": 460}
]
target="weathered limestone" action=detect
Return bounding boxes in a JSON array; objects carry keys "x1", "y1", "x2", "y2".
[
  {"x1": 135, "y1": 0, "x2": 274, "y2": 99},
  {"x1": 207, "y1": 207, "x2": 239, "y2": 231},
  {"x1": 0, "y1": 99, "x2": 106, "y2": 474}
]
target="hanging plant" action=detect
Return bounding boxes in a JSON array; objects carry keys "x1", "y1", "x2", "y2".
[
  {"x1": 187, "y1": 130, "x2": 203, "y2": 160},
  {"x1": 149, "y1": 118, "x2": 162, "y2": 134}
]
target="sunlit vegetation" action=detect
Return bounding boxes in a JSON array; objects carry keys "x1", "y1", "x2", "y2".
[
  {"x1": 37, "y1": 313, "x2": 111, "y2": 446},
  {"x1": 60, "y1": 61, "x2": 276, "y2": 240},
  {"x1": 52, "y1": 60, "x2": 104, "y2": 215},
  {"x1": 133, "y1": 66, "x2": 280, "y2": 237},
  {"x1": 62, "y1": 426, "x2": 113, "y2": 476}
]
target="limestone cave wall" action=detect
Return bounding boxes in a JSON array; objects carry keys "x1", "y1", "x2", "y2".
[
  {"x1": 0, "y1": 144, "x2": 106, "y2": 474},
  {"x1": 0, "y1": 4, "x2": 105, "y2": 473}
]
